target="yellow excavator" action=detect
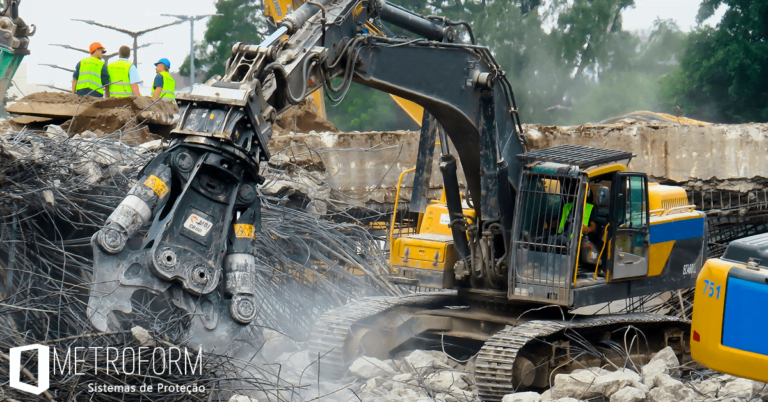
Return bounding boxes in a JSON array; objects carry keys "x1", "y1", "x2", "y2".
[
  {"x1": 86, "y1": 1, "x2": 712, "y2": 400},
  {"x1": 691, "y1": 233, "x2": 768, "y2": 381}
]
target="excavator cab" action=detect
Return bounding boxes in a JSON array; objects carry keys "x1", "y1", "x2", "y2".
[{"x1": 508, "y1": 145, "x2": 707, "y2": 308}]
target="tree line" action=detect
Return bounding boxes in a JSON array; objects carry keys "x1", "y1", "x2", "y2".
[{"x1": 180, "y1": 0, "x2": 767, "y2": 129}]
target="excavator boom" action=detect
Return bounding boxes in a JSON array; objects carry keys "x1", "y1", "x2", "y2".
[{"x1": 88, "y1": 0, "x2": 525, "y2": 351}]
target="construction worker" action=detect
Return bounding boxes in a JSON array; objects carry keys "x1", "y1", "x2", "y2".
[
  {"x1": 558, "y1": 189, "x2": 596, "y2": 236},
  {"x1": 72, "y1": 42, "x2": 110, "y2": 97},
  {"x1": 107, "y1": 46, "x2": 141, "y2": 97},
  {"x1": 151, "y1": 58, "x2": 175, "y2": 103}
]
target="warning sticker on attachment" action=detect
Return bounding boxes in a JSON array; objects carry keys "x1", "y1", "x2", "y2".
[
  {"x1": 144, "y1": 175, "x2": 169, "y2": 198},
  {"x1": 183, "y1": 213, "x2": 213, "y2": 237},
  {"x1": 234, "y1": 224, "x2": 255, "y2": 239}
]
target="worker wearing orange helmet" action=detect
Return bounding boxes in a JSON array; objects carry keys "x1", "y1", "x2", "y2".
[{"x1": 72, "y1": 42, "x2": 110, "y2": 97}]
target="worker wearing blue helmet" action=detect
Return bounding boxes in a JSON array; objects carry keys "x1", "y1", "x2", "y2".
[{"x1": 152, "y1": 58, "x2": 176, "y2": 103}]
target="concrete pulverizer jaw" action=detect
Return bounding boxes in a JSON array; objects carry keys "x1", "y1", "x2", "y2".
[
  {"x1": 88, "y1": 161, "x2": 175, "y2": 333},
  {"x1": 88, "y1": 144, "x2": 264, "y2": 352},
  {"x1": 223, "y1": 189, "x2": 261, "y2": 325}
]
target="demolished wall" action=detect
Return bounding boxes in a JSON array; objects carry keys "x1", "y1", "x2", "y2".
[
  {"x1": 267, "y1": 120, "x2": 768, "y2": 207},
  {"x1": 267, "y1": 130, "x2": 465, "y2": 206},
  {"x1": 524, "y1": 120, "x2": 768, "y2": 192}
]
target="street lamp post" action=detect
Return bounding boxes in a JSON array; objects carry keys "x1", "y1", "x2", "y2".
[
  {"x1": 160, "y1": 14, "x2": 218, "y2": 90},
  {"x1": 40, "y1": 63, "x2": 74, "y2": 73},
  {"x1": 71, "y1": 19, "x2": 183, "y2": 66},
  {"x1": 51, "y1": 44, "x2": 119, "y2": 63}
]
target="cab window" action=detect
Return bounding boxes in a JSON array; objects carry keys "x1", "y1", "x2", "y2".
[{"x1": 618, "y1": 176, "x2": 647, "y2": 228}]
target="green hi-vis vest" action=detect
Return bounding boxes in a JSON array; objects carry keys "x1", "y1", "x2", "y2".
[
  {"x1": 558, "y1": 202, "x2": 594, "y2": 236},
  {"x1": 107, "y1": 59, "x2": 134, "y2": 98},
  {"x1": 75, "y1": 57, "x2": 105, "y2": 95},
  {"x1": 153, "y1": 71, "x2": 176, "y2": 103}
]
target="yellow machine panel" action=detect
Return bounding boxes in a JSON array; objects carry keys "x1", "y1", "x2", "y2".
[
  {"x1": 417, "y1": 201, "x2": 476, "y2": 236},
  {"x1": 691, "y1": 254, "x2": 768, "y2": 381},
  {"x1": 648, "y1": 183, "x2": 690, "y2": 212},
  {"x1": 390, "y1": 201, "x2": 474, "y2": 288}
]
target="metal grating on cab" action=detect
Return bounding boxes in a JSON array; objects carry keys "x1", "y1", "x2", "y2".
[
  {"x1": 509, "y1": 171, "x2": 584, "y2": 305},
  {"x1": 518, "y1": 145, "x2": 635, "y2": 168}
]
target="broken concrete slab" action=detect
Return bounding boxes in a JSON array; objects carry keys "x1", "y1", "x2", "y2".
[
  {"x1": 267, "y1": 130, "x2": 466, "y2": 205},
  {"x1": 7, "y1": 92, "x2": 179, "y2": 126},
  {"x1": 523, "y1": 120, "x2": 768, "y2": 188}
]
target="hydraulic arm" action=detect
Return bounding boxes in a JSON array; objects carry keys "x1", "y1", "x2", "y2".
[
  {"x1": 0, "y1": 0, "x2": 35, "y2": 101},
  {"x1": 88, "y1": 0, "x2": 525, "y2": 348}
]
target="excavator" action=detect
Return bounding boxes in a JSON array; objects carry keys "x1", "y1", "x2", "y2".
[
  {"x1": 0, "y1": 0, "x2": 35, "y2": 102},
  {"x1": 85, "y1": 0, "x2": 708, "y2": 400},
  {"x1": 691, "y1": 233, "x2": 768, "y2": 381}
]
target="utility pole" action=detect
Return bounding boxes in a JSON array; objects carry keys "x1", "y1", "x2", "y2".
[
  {"x1": 161, "y1": 14, "x2": 218, "y2": 90},
  {"x1": 71, "y1": 19, "x2": 182, "y2": 66}
]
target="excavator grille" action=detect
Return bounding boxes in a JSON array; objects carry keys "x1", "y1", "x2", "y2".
[
  {"x1": 508, "y1": 171, "x2": 585, "y2": 305},
  {"x1": 519, "y1": 145, "x2": 634, "y2": 168}
]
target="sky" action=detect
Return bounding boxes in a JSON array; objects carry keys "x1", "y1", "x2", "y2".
[
  {"x1": 20, "y1": 0, "x2": 725, "y2": 90},
  {"x1": 622, "y1": 0, "x2": 726, "y2": 32},
  {"x1": 22, "y1": 0, "x2": 217, "y2": 90}
]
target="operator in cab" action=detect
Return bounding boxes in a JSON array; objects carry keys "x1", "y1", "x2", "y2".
[
  {"x1": 558, "y1": 189, "x2": 597, "y2": 237},
  {"x1": 151, "y1": 58, "x2": 176, "y2": 103},
  {"x1": 72, "y1": 42, "x2": 110, "y2": 97}
]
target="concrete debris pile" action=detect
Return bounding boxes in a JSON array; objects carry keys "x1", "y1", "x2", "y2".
[
  {"x1": 530, "y1": 346, "x2": 768, "y2": 402},
  {"x1": 230, "y1": 338, "x2": 767, "y2": 402},
  {"x1": 4, "y1": 92, "x2": 180, "y2": 145},
  {"x1": 230, "y1": 332, "x2": 481, "y2": 402},
  {"x1": 0, "y1": 121, "x2": 404, "y2": 399}
]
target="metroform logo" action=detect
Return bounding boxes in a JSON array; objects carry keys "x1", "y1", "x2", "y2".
[{"x1": 9, "y1": 344, "x2": 50, "y2": 394}]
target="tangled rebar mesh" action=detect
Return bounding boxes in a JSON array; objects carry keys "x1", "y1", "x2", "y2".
[{"x1": 0, "y1": 127, "x2": 400, "y2": 400}]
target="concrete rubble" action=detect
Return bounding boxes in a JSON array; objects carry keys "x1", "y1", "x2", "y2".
[
  {"x1": 229, "y1": 336, "x2": 768, "y2": 402},
  {"x1": 5, "y1": 92, "x2": 179, "y2": 145},
  {"x1": 4, "y1": 95, "x2": 768, "y2": 400}
]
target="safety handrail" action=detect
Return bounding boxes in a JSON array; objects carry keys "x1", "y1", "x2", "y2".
[{"x1": 389, "y1": 168, "x2": 415, "y2": 242}]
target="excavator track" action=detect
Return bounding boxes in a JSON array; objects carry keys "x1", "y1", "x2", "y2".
[
  {"x1": 309, "y1": 291, "x2": 457, "y2": 377},
  {"x1": 475, "y1": 313, "x2": 688, "y2": 401}
]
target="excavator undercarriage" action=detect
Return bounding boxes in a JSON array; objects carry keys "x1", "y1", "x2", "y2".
[{"x1": 309, "y1": 291, "x2": 691, "y2": 401}]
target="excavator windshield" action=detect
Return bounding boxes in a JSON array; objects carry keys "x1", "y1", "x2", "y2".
[{"x1": 509, "y1": 164, "x2": 585, "y2": 305}]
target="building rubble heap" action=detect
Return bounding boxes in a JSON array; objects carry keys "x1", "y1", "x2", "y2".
[{"x1": 0, "y1": 121, "x2": 400, "y2": 400}]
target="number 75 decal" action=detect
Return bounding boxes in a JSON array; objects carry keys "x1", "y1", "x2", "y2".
[{"x1": 702, "y1": 279, "x2": 721, "y2": 299}]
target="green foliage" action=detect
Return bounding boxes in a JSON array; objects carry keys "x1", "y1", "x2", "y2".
[
  {"x1": 660, "y1": 0, "x2": 768, "y2": 123},
  {"x1": 326, "y1": 83, "x2": 419, "y2": 131},
  {"x1": 182, "y1": 0, "x2": 267, "y2": 81},
  {"x1": 371, "y1": 0, "x2": 684, "y2": 125},
  {"x1": 185, "y1": 0, "x2": 760, "y2": 128}
]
